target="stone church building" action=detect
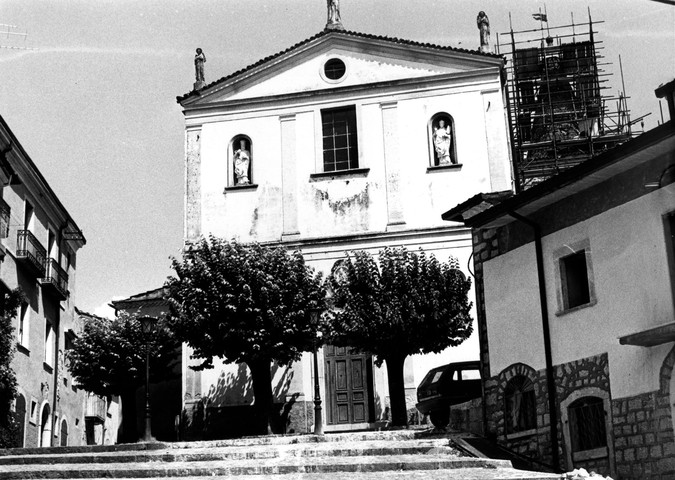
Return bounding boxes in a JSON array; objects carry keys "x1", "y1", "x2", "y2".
[{"x1": 116, "y1": 9, "x2": 515, "y2": 437}]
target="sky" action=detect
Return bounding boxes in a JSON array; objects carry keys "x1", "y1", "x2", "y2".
[{"x1": 0, "y1": 0, "x2": 673, "y2": 317}]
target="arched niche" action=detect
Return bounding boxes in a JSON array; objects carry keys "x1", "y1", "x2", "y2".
[
  {"x1": 428, "y1": 113, "x2": 457, "y2": 166},
  {"x1": 229, "y1": 135, "x2": 252, "y2": 186}
]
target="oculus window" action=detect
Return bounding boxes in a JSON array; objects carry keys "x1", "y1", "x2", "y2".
[
  {"x1": 321, "y1": 106, "x2": 359, "y2": 172},
  {"x1": 324, "y1": 58, "x2": 346, "y2": 81}
]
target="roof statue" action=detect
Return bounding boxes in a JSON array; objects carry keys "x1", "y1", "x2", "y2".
[
  {"x1": 194, "y1": 47, "x2": 206, "y2": 90},
  {"x1": 477, "y1": 11, "x2": 490, "y2": 53},
  {"x1": 326, "y1": 0, "x2": 344, "y2": 31}
]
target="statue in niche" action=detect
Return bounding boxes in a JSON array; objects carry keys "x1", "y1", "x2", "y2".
[
  {"x1": 477, "y1": 11, "x2": 490, "y2": 53},
  {"x1": 233, "y1": 139, "x2": 251, "y2": 185},
  {"x1": 433, "y1": 118, "x2": 453, "y2": 165},
  {"x1": 326, "y1": 0, "x2": 343, "y2": 30},
  {"x1": 194, "y1": 48, "x2": 206, "y2": 83}
]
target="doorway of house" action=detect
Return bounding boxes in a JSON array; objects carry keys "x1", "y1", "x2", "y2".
[
  {"x1": 324, "y1": 345, "x2": 374, "y2": 427},
  {"x1": 39, "y1": 403, "x2": 52, "y2": 447}
]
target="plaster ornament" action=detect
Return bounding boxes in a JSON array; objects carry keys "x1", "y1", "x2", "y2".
[
  {"x1": 477, "y1": 11, "x2": 490, "y2": 53},
  {"x1": 234, "y1": 139, "x2": 251, "y2": 185},
  {"x1": 433, "y1": 119, "x2": 452, "y2": 165},
  {"x1": 194, "y1": 48, "x2": 206, "y2": 89},
  {"x1": 326, "y1": 0, "x2": 344, "y2": 30}
]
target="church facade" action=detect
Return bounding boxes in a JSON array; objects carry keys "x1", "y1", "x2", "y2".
[{"x1": 168, "y1": 19, "x2": 515, "y2": 436}]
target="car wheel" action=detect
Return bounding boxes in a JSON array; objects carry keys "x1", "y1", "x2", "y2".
[{"x1": 429, "y1": 409, "x2": 449, "y2": 429}]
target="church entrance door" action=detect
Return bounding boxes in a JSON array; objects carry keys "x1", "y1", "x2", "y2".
[{"x1": 324, "y1": 346, "x2": 373, "y2": 426}]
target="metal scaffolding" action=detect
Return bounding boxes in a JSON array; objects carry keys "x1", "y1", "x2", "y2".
[{"x1": 498, "y1": 11, "x2": 636, "y2": 191}]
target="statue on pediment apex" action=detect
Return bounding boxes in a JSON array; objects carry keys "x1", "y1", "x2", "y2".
[{"x1": 326, "y1": 0, "x2": 344, "y2": 31}]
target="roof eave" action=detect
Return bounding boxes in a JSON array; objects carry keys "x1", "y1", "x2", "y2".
[{"x1": 464, "y1": 121, "x2": 675, "y2": 229}]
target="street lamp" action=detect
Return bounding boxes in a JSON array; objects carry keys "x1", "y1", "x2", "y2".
[
  {"x1": 139, "y1": 315, "x2": 158, "y2": 442},
  {"x1": 310, "y1": 309, "x2": 324, "y2": 435}
]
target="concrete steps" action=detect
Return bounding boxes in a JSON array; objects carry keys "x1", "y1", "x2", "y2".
[{"x1": 0, "y1": 430, "x2": 562, "y2": 479}]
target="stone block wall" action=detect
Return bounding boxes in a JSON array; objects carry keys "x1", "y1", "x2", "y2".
[
  {"x1": 484, "y1": 354, "x2": 611, "y2": 475},
  {"x1": 609, "y1": 345, "x2": 675, "y2": 479}
]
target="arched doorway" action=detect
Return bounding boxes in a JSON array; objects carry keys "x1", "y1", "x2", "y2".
[
  {"x1": 39, "y1": 403, "x2": 52, "y2": 447},
  {"x1": 14, "y1": 394, "x2": 26, "y2": 447},
  {"x1": 60, "y1": 419, "x2": 68, "y2": 447}
]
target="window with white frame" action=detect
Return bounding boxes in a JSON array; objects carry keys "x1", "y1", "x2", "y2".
[
  {"x1": 321, "y1": 106, "x2": 359, "y2": 172},
  {"x1": 555, "y1": 241, "x2": 596, "y2": 314},
  {"x1": 560, "y1": 250, "x2": 591, "y2": 310}
]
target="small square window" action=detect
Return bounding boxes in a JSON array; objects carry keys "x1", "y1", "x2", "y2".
[{"x1": 560, "y1": 251, "x2": 591, "y2": 310}]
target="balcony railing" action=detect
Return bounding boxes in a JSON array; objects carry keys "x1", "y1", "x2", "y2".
[
  {"x1": 0, "y1": 198, "x2": 9, "y2": 239},
  {"x1": 85, "y1": 394, "x2": 107, "y2": 424},
  {"x1": 16, "y1": 230, "x2": 46, "y2": 277},
  {"x1": 40, "y1": 257, "x2": 69, "y2": 300}
]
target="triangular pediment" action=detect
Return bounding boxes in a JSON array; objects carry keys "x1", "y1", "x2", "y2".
[{"x1": 179, "y1": 31, "x2": 503, "y2": 107}]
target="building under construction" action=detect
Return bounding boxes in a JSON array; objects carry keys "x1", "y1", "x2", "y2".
[{"x1": 498, "y1": 12, "x2": 635, "y2": 191}]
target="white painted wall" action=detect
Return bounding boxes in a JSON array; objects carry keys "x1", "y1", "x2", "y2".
[
  {"x1": 483, "y1": 183, "x2": 675, "y2": 398},
  {"x1": 184, "y1": 43, "x2": 513, "y2": 420}
]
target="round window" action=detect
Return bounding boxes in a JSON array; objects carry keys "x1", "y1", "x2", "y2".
[{"x1": 324, "y1": 58, "x2": 346, "y2": 80}]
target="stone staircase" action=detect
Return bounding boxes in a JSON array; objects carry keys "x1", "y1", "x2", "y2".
[{"x1": 0, "y1": 430, "x2": 562, "y2": 479}]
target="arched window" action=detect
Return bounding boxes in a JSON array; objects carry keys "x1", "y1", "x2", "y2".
[
  {"x1": 60, "y1": 418, "x2": 68, "y2": 447},
  {"x1": 504, "y1": 375, "x2": 536, "y2": 434},
  {"x1": 230, "y1": 135, "x2": 252, "y2": 186},
  {"x1": 568, "y1": 396, "x2": 607, "y2": 452},
  {"x1": 428, "y1": 113, "x2": 457, "y2": 166}
]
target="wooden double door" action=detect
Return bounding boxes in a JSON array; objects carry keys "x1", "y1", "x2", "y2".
[{"x1": 324, "y1": 346, "x2": 374, "y2": 426}]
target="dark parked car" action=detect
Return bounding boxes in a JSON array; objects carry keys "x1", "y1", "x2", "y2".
[{"x1": 415, "y1": 360, "x2": 482, "y2": 428}]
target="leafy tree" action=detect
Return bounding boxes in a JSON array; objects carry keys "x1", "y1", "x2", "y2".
[
  {"x1": 67, "y1": 311, "x2": 179, "y2": 442},
  {"x1": 326, "y1": 247, "x2": 473, "y2": 427},
  {"x1": 166, "y1": 237, "x2": 325, "y2": 434},
  {"x1": 0, "y1": 289, "x2": 23, "y2": 448}
]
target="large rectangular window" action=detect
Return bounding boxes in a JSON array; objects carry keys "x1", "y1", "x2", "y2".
[{"x1": 321, "y1": 106, "x2": 358, "y2": 172}]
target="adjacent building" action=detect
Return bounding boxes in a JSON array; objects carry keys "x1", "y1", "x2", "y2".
[
  {"x1": 1, "y1": 115, "x2": 88, "y2": 447},
  {"x1": 443, "y1": 80, "x2": 675, "y2": 479}
]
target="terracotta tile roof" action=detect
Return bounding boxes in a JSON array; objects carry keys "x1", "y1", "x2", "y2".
[{"x1": 177, "y1": 29, "x2": 503, "y2": 104}]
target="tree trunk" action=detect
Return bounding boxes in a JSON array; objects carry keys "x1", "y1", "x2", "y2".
[
  {"x1": 248, "y1": 359, "x2": 273, "y2": 435},
  {"x1": 385, "y1": 355, "x2": 408, "y2": 427},
  {"x1": 120, "y1": 389, "x2": 139, "y2": 443}
]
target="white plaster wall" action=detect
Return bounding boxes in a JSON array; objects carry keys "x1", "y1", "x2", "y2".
[
  {"x1": 484, "y1": 242, "x2": 547, "y2": 376},
  {"x1": 483, "y1": 183, "x2": 675, "y2": 398},
  {"x1": 196, "y1": 80, "x2": 510, "y2": 244},
  {"x1": 226, "y1": 50, "x2": 459, "y2": 101}
]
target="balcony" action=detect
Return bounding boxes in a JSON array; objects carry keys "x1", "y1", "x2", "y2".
[
  {"x1": 85, "y1": 394, "x2": 107, "y2": 424},
  {"x1": 39, "y1": 257, "x2": 69, "y2": 300},
  {"x1": 16, "y1": 230, "x2": 46, "y2": 277}
]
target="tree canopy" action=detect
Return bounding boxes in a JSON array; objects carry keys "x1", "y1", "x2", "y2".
[
  {"x1": 326, "y1": 247, "x2": 473, "y2": 426},
  {"x1": 66, "y1": 311, "x2": 179, "y2": 442},
  {"x1": 67, "y1": 311, "x2": 179, "y2": 397},
  {"x1": 0, "y1": 288, "x2": 22, "y2": 448},
  {"x1": 166, "y1": 237, "x2": 326, "y2": 433}
]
